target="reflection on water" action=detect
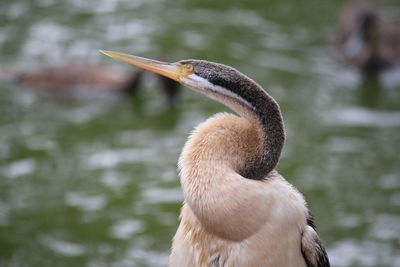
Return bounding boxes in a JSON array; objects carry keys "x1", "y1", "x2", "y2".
[
  {"x1": 324, "y1": 107, "x2": 400, "y2": 127},
  {"x1": 1, "y1": 0, "x2": 400, "y2": 266}
]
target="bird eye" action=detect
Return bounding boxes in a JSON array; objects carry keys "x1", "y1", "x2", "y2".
[{"x1": 184, "y1": 64, "x2": 195, "y2": 74}]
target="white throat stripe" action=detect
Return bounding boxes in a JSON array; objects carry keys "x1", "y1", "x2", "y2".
[{"x1": 181, "y1": 74, "x2": 255, "y2": 110}]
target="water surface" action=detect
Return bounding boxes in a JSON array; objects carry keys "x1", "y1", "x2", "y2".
[{"x1": 1, "y1": 0, "x2": 400, "y2": 266}]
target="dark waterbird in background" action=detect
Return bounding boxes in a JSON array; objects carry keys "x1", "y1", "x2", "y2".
[
  {"x1": 101, "y1": 50, "x2": 330, "y2": 267},
  {"x1": 335, "y1": 3, "x2": 400, "y2": 76},
  {"x1": 0, "y1": 64, "x2": 180, "y2": 106}
]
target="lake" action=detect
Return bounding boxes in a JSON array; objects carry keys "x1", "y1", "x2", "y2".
[{"x1": 0, "y1": 0, "x2": 399, "y2": 266}]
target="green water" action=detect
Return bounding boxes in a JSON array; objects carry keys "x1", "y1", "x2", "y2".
[{"x1": 1, "y1": 0, "x2": 400, "y2": 266}]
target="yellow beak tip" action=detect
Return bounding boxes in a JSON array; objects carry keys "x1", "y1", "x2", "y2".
[
  {"x1": 99, "y1": 50, "x2": 185, "y2": 83},
  {"x1": 99, "y1": 50, "x2": 117, "y2": 58}
]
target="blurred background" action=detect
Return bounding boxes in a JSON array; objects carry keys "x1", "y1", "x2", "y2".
[{"x1": 0, "y1": 0, "x2": 400, "y2": 266}]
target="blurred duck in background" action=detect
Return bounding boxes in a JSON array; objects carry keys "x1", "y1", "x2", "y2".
[
  {"x1": 0, "y1": 63, "x2": 180, "y2": 106},
  {"x1": 335, "y1": 3, "x2": 400, "y2": 76}
]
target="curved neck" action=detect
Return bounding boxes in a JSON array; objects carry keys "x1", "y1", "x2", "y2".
[
  {"x1": 178, "y1": 71, "x2": 286, "y2": 240},
  {"x1": 203, "y1": 81, "x2": 285, "y2": 180},
  {"x1": 242, "y1": 91, "x2": 285, "y2": 180},
  {"x1": 178, "y1": 111, "x2": 284, "y2": 240}
]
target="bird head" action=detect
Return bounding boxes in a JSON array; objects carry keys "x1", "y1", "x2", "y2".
[
  {"x1": 100, "y1": 50, "x2": 283, "y2": 180},
  {"x1": 100, "y1": 50, "x2": 263, "y2": 114},
  {"x1": 358, "y1": 9, "x2": 380, "y2": 44}
]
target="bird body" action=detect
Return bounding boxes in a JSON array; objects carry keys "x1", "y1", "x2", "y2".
[
  {"x1": 171, "y1": 113, "x2": 313, "y2": 267},
  {"x1": 335, "y1": 3, "x2": 400, "y2": 74},
  {"x1": 1, "y1": 63, "x2": 180, "y2": 104},
  {"x1": 12, "y1": 64, "x2": 140, "y2": 93},
  {"x1": 172, "y1": 161, "x2": 308, "y2": 266},
  {"x1": 101, "y1": 51, "x2": 330, "y2": 267}
]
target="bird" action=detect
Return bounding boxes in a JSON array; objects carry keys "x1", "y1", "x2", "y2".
[
  {"x1": 101, "y1": 50, "x2": 330, "y2": 267},
  {"x1": 1, "y1": 63, "x2": 180, "y2": 105},
  {"x1": 334, "y1": 3, "x2": 400, "y2": 75}
]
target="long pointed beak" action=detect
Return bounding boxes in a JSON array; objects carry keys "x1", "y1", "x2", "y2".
[{"x1": 100, "y1": 50, "x2": 184, "y2": 82}]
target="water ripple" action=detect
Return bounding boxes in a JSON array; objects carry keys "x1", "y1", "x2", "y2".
[
  {"x1": 143, "y1": 187, "x2": 182, "y2": 203},
  {"x1": 40, "y1": 235, "x2": 87, "y2": 257},
  {"x1": 65, "y1": 192, "x2": 107, "y2": 211},
  {"x1": 369, "y1": 214, "x2": 400, "y2": 240},
  {"x1": 323, "y1": 107, "x2": 400, "y2": 127},
  {"x1": 329, "y1": 239, "x2": 400, "y2": 266},
  {"x1": 109, "y1": 219, "x2": 144, "y2": 240},
  {"x1": 3, "y1": 159, "x2": 36, "y2": 178},
  {"x1": 85, "y1": 148, "x2": 159, "y2": 169}
]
